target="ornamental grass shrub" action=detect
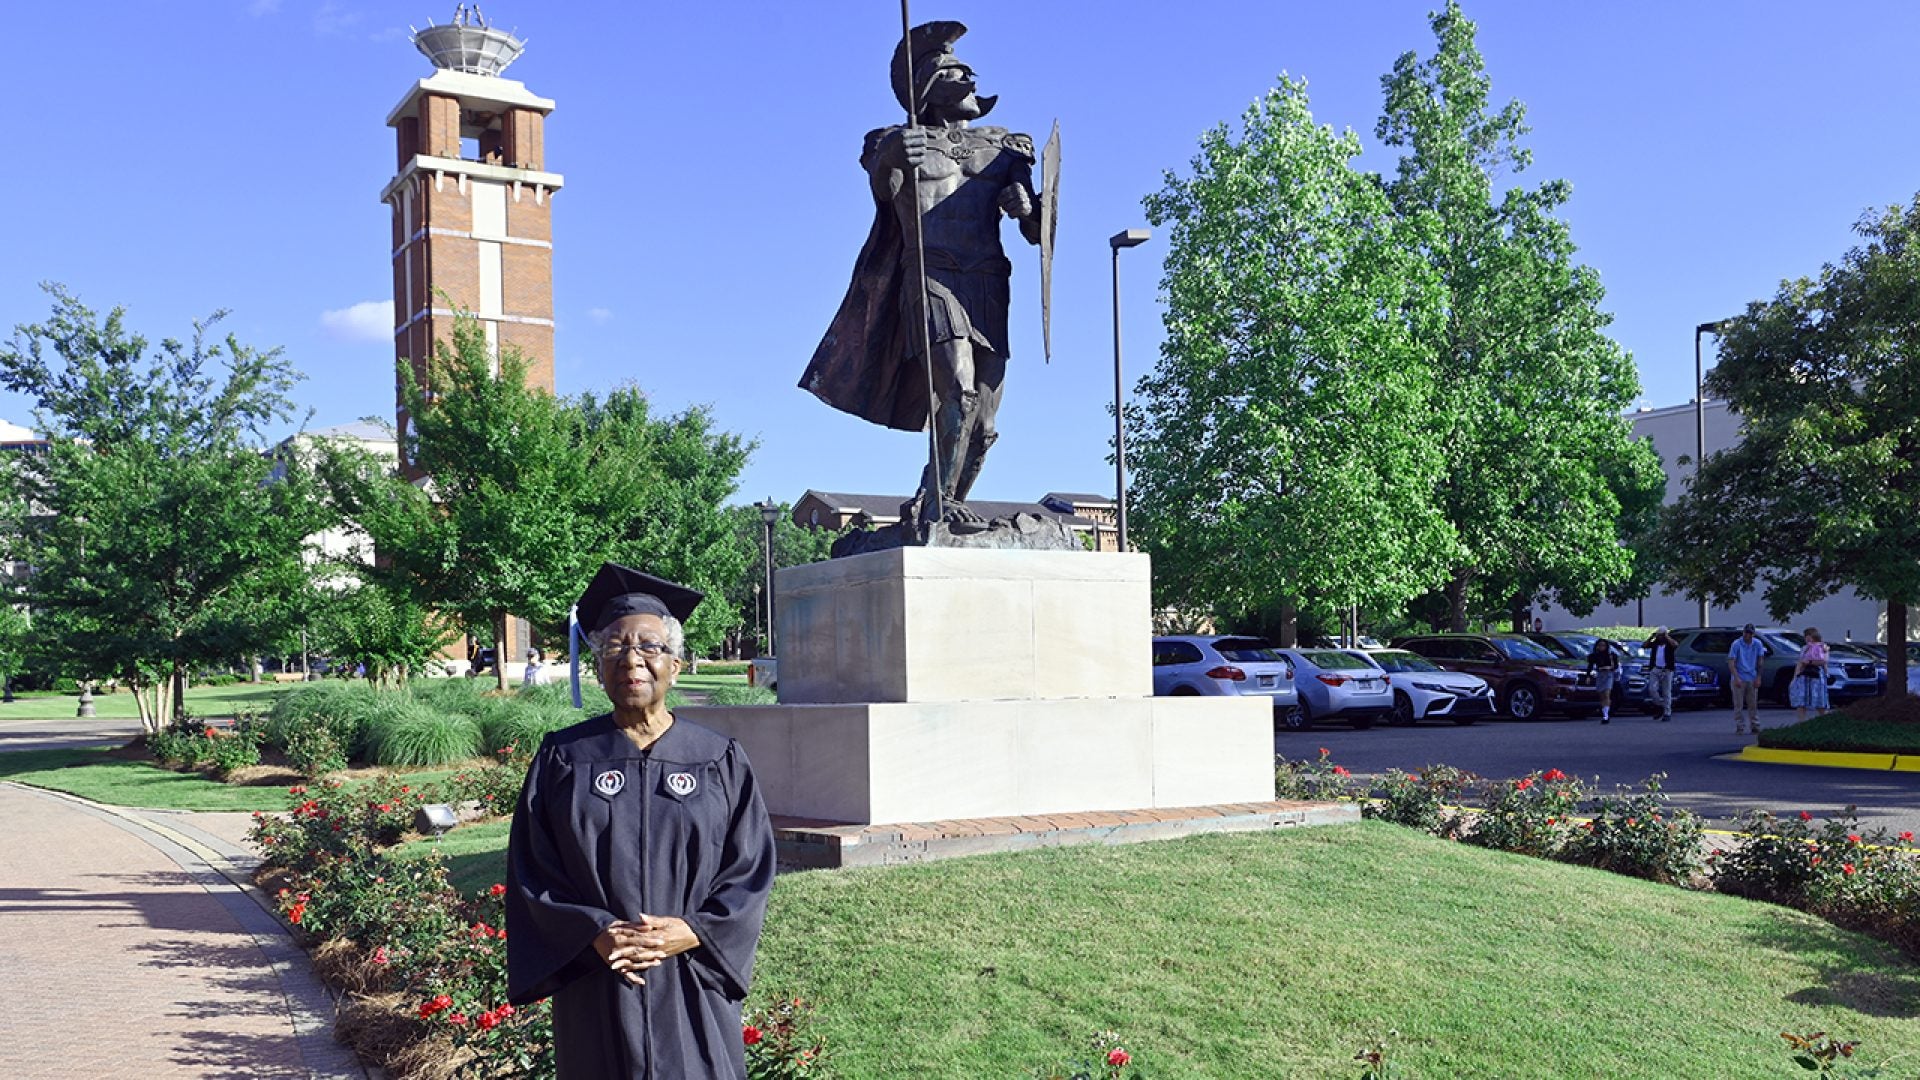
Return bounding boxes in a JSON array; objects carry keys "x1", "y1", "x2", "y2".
[
  {"x1": 706, "y1": 684, "x2": 778, "y2": 707},
  {"x1": 269, "y1": 682, "x2": 385, "y2": 760},
  {"x1": 365, "y1": 697, "x2": 483, "y2": 768}
]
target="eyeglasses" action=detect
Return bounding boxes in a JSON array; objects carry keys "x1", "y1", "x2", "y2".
[{"x1": 600, "y1": 640, "x2": 673, "y2": 660}]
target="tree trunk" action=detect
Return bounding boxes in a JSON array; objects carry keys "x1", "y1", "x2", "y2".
[
  {"x1": 171, "y1": 663, "x2": 187, "y2": 725},
  {"x1": 1891, "y1": 599, "x2": 1910, "y2": 698},
  {"x1": 1509, "y1": 592, "x2": 1529, "y2": 634},
  {"x1": 1446, "y1": 572, "x2": 1471, "y2": 633},
  {"x1": 132, "y1": 678, "x2": 154, "y2": 734},
  {"x1": 1278, "y1": 600, "x2": 1298, "y2": 648},
  {"x1": 494, "y1": 611, "x2": 511, "y2": 694}
]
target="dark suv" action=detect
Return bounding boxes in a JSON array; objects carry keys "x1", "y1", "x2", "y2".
[{"x1": 1393, "y1": 633, "x2": 1601, "y2": 720}]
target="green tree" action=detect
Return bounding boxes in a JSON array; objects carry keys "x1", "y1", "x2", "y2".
[
  {"x1": 0, "y1": 287, "x2": 333, "y2": 729},
  {"x1": 1132, "y1": 76, "x2": 1455, "y2": 632},
  {"x1": 328, "y1": 315, "x2": 752, "y2": 689},
  {"x1": 1377, "y1": 2, "x2": 1664, "y2": 631},
  {"x1": 720, "y1": 501, "x2": 839, "y2": 657},
  {"x1": 1660, "y1": 195, "x2": 1920, "y2": 694}
]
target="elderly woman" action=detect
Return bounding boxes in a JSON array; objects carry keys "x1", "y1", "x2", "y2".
[{"x1": 506, "y1": 563, "x2": 777, "y2": 1079}]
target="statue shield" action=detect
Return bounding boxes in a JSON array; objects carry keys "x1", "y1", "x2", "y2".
[{"x1": 1039, "y1": 120, "x2": 1061, "y2": 361}]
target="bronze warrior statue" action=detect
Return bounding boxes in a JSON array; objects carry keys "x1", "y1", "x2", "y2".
[{"x1": 801, "y1": 20, "x2": 1049, "y2": 534}]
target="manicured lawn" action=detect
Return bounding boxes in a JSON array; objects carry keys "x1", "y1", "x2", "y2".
[
  {"x1": 0, "y1": 681, "x2": 298, "y2": 721},
  {"x1": 1761, "y1": 711, "x2": 1920, "y2": 754},
  {"x1": 0, "y1": 747, "x2": 472, "y2": 813},
  {"x1": 395, "y1": 818, "x2": 512, "y2": 897},
  {"x1": 677, "y1": 671, "x2": 748, "y2": 694},
  {"x1": 374, "y1": 820, "x2": 1920, "y2": 1077}
]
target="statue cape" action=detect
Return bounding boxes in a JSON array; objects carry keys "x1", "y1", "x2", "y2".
[{"x1": 799, "y1": 136, "x2": 931, "y2": 434}]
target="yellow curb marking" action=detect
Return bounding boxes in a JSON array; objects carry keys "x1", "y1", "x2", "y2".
[{"x1": 1733, "y1": 747, "x2": 1902, "y2": 771}]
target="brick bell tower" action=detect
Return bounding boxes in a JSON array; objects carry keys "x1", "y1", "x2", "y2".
[
  {"x1": 382, "y1": 6, "x2": 563, "y2": 676},
  {"x1": 383, "y1": 6, "x2": 562, "y2": 437}
]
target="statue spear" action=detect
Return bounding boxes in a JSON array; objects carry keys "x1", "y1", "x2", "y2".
[{"x1": 897, "y1": 1, "x2": 944, "y2": 529}]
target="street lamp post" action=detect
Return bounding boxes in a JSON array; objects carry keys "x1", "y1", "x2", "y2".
[
  {"x1": 755, "y1": 499, "x2": 780, "y2": 656},
  {"x1": 1109, "y1": 228, "x2": 1151, "y2": 552},
  {"x1": 1694, "y1": 320, "x2": 1731, "y2": 626}
]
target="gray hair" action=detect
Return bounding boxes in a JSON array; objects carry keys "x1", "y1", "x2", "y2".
[{"x1": 585, "y1": 615, "x2": 686, "y2": 660}]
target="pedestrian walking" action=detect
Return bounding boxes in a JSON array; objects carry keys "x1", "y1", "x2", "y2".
[
  {"x1": 1643, "y1": 626, "x2": 1679, "y2": 721},
  {"x1": 1728, "y1": 623, "x2": 1772, "y2": 736},
  {"x1": 1585, "y1": 637, "x2": 1622, "y2": 724},
  {"x1": 1792, "y1": 627, "x2": 1830, "y2": 723}
]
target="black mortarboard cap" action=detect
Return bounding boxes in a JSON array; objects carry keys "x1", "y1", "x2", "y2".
[{"x1": 575, "y1": 563, "x2": 704, "y2": 633}]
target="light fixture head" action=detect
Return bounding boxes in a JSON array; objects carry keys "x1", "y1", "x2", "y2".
[
  {"x1": 414, "y1": 803, "x2": 458, "y2": 836},
  {"x1": 1110, "y1": 228, "x2": 1151, "y2": 250}
]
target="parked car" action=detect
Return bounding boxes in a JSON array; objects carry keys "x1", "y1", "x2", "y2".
[
  {"x1": 1392, "y1": 633, "x2": 1600, "y2": 720},
  {"x1": 1274, "y1": 648, "x2": 1392, "y2": 730},
  {"x1": 747, "y1": 656, "x2": 778, "y2": 691},
  {"x1": 1526, "y1": 631, "x2": 1718, "y2": 714},
  {"x1": 1668, "y1": 627, "x2": 1880, "y2": 706},
  {"x1": 1152, "y1": 635, "x2": 1300, "y2": 728},
  {"x1": 1353, "y1": 649, "x2": 1494, "y2": 726}
]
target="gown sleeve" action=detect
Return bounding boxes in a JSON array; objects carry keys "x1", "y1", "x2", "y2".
[
  {"x1": 506, "y1": 742, "x2": 621, "y2": 1005},
  {"x1": 680, "y1": 739, "x2": 778, "y2": 1002}
]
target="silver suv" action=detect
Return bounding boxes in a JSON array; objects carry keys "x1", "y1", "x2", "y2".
[
  {"x1": 1668, "y1": 627, "x2": 1879, "y2": 706},
  {"x1": 1152, "y1": 635, "x2": 1300, "y2": 727}
]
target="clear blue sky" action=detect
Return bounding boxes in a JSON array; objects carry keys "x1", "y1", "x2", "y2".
[{"x1": 9, "y1": 2, "x2": 1919, "y2": 509}]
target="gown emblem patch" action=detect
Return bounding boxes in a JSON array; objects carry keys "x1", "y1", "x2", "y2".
[
  {"x1": 593, "y1": 769, "x2": 625, "y2": 796},
  {"x1": 666, "y1": 771, "x2": 698, "y2": 797}
]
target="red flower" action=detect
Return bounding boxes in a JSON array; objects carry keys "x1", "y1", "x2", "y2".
[
  {"x1": 1542, "y1": 769, "x2": 1567, "y2": 782},
  {"x1": 1843, "y1": 863, "x2": 1857, "y2": 876},
  {"x1": 1848, "y1": 834, "x2": 1861, "y2": 844},
  {"x1": 489, "y1": 883, "x2": 507, "y2": 897},
  {"x1": 1903, "y1": 832, "x2": 1915, "y2": 843},
  {"x1": 418, "y1": 994, "x2": 453, "y2": 1019},
  {"x1": 1626, "y1": 818, "x2": 1637, "y2": 827},
  {"x1": 447, "y1": 1012, "x2": 467, "y2": 1026},
  {"x1": 1514, "y1": 777, "x2": 1535, "y2": 791},
  {"x1": 288, "y1": 785, "x2": 307, "y2": 795},
  {"x1": 742, "y1": 1025, "x2": 764, "y2": 1046},
  {"x1": 1108, "y1": 1049, "x2": 1132, "y2": 1067},
  {"x1": 288, "y1": 902, "x2": 307, "y2": 924},
  {"x1": 476, "y1": 1010, "x2": 500, "y2": 1031},
  {"x1": 1332, "y1": 766, "x2": 1350, "y2": 776},
  {"x1": 1811, "y1": 855, "x2": 1822, "y2": 866},
  {"x1": 497, "y1": 1003, "x2": 514, "y2": 1018},
  {"x1": 372, "y1": 946, "x2": 390, "y2": 966},
  {"x1": 1799, "y1": 811, "x2": 1813, "y2": 821}
]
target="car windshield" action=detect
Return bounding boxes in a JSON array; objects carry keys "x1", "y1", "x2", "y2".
[
  {"x1": 1211, "y1": 638, "x2": 1283, "y2": 662},
  {"x1": 1765, "y1": 632, "x2": 1806, "y2": 652},
  {"x1": 1492, "y1": 637, "x2": 1559, "y2": 661},
  {"x1": 1615, "y1": 640, "x2": 1649, "y2": 660},
  {"x1": 1555, "y1": 633, "x2": 1601, "y2": 655},
  {"x1": 1370, "y1": 650, "x2": 1440, "y2": 673},
  {"x1": 1302, "y1": 650, "x2": 1372, "y2": 671}
]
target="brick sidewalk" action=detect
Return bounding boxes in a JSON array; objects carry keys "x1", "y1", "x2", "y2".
[{"x1": 0, "y1": 783, "x2": 364, "y2": 1079}]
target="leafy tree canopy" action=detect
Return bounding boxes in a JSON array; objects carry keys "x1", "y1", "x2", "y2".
[
  {"x1": 1133, "y1": 76, "x2": 1455, "y2": 629},
  {"x1": 0, "y1": 286, "x2": 333, "y2": 728},
  {"x1": 1660, "y1": 195, "x2": 1920, "y2": 691}
]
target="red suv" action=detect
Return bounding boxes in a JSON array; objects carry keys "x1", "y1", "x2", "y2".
[{"x1": 1393, "y1": 633, "x2": 1601, "y2": 720}]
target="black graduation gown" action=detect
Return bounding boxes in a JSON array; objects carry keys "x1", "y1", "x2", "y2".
[{"x1": 506, "y1": 714, "x2": 777, "y2": 1079}]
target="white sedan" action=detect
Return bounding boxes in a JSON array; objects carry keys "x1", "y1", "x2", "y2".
[{"x1": 1354, "y1": 649, "x2": 1496, "y2": 726}]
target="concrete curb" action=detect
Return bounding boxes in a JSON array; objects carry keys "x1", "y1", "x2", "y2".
[{"x1": 1730, "y1": 746, "x2": 1920, "y2": 772}]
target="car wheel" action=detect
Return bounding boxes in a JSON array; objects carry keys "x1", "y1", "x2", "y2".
[
  {"x1": 1390, "y1": 692, "x2": 1417, "y2": 727},
  {"x1": 1504, "y1": 682, "x2": 1541, "y2": 720},
  {"x1": 1293, "y1": 702, "x2": 1315, "y2": 731},
  {"x1": 1279, "y1": 704, "x2": 1307, "y2": 732}
]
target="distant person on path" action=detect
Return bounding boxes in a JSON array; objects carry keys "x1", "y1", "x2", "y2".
[
  {"x1": 1643, "y1": 627, "x2": 1678, "y2": 722},
  {"x1": 1584, "y1": 637, "x2": 1622, "y2": 724},
  {"x1": 1728, "y1": 623, "x2": 1772, "y2": 736},
  {"x1": 1792, "y1": 627, "x2": 1830, "y2": 723},
  {"x1": 522, "y1": 647, "x2": 548, "y2": 688},
  {"x1": 507, "y1": 564, "x2": 777, "y2": 1079}
]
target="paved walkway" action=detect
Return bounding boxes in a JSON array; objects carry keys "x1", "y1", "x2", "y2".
[{"x1": 0, "y1": 782, "x2": 366, "y2": 1079}]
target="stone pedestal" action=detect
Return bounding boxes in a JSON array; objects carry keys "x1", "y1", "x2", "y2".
[{"x1": 687, "y1": 548, "x2": 1272, "y2": 825}]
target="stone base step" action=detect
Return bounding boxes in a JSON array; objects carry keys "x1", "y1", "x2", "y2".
[{"x1": 770, "y1": 799, "x2": 1361, "y2": 869}]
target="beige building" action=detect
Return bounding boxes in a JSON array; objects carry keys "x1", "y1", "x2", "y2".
[{"x1": 1547, "y1": 398, "x2": 1908, "y2": 642}]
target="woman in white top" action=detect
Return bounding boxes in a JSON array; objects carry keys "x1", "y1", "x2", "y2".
[
  {"x1": 1791, "y1": 628, "x2": 1830, "y2": 722},
  {"x1": 523, "y1": 647, "x2": 549, "y2": 688}
]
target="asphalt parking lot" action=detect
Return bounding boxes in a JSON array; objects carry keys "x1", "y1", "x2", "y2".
[{"x1": 1282, "y1": 703, "x2": 1920, "y2": 836}]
